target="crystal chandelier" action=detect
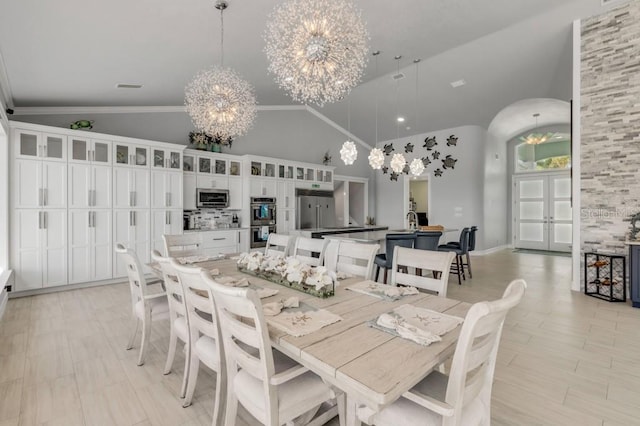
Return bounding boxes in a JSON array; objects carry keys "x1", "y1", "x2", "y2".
[
  {"x1": 521, "y1": 113, "x2": 554, "y2": 145},
  {"x1": 264, "y1": 0, "x2": 369, "y2": 106},
  {"x1": 185, "y1": 0, "x2": 256, "y2": 141}
]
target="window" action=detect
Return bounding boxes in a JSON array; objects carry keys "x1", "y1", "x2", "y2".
[{"x1": 515, "y1": 135, "x2": 571, "y2": 172}]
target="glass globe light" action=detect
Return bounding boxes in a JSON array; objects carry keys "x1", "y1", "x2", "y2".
[
  {"x1": 390, "y1": 153, "x2": 406, "y2": 174},
  {"x1": 368, "y1": 148, "x2": 384, "y2": 169},
  {"x1": 340, "y1": 141, "x2": 358, "y2": 165}
]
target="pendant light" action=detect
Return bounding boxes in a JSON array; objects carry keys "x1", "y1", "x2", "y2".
[
  {"x1": 368, "y1": 51, "x2": 384, "y2": 169},
  {"x1": 409, "y1": 59, "x2": 425, "y2": 177},
  {"x1": 390, "y1": 55, "x2": 406, "y2": 174},
  {"x1": 340, "y1": 96, "x2": 358, "y2": 165}
]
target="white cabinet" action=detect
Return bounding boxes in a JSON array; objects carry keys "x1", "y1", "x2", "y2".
[
  {"x1": 114, "y1": 168, "x2": 150, "y2": 209},
  {"x1": 14, "y1": 159, "x2": 67, "y2": 209},
  {"x1": 68, "y1": 210, "x2": 112, "y2": 283},
  {"x1": 14, "y1": 129, "x2": 67, "y2": 162},
  {"x1": 183, "y1": 174, "x2": 196, "y2": 210},
  {"x1": 200, "y1": 230, "x2": 239, "y2": 256},
  {"x1": 277, "y1": 209, "x2": 295, "y2": 234},
  {"x1": 151, "y1": 171, "x2": 183, "y2": 209},
  {"x1": 12, "y1": 209, "x2": 67, "y2": 291},
  {"x1": 151, "y1": 147, "x2": 182, "y2": 170},
  {"x1": 151, "y1": 210, "x2": 183, "y2": 254},
  {"x1": 68, "y1": 164, "x2": 112, "y2": 209},
  {"x1": 228, "y1": 177, "x2": 243, "y2": 210},
  {"x1": 196, "y1": 175, "x2": 229, "y2": 190},
  {"x1": 113, "y1": 209, "x2": 151, "y2": 278},
  {"x1": 113, "y1": 142, "x2": 149, "y2": 168},
  {"x1": 68, "y1": 137, "x2": 111, "y2": 164},
  {"x1": 249, "y1": 178, "x2": 277, "y2": 197},
  {"x1": 277, "y1": 181, "x2": 295, "y2": 210}
]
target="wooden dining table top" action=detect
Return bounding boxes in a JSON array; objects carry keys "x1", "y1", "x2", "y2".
[{"x1": 147, "y1": 256, "x2": 471, "y2": 411}]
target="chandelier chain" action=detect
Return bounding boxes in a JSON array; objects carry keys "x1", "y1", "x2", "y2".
[
  {"x1": 220, "y1": 6, "x2": 224, "y2": 67},
  {"x1": 375, "y1": 53, "x2": 379, "y2": 145}
]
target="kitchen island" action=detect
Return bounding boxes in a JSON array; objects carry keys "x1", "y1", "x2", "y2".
[
  {"x1": 289, "y1": 226, "x2": 389, "y2": 239},
  {"x1": 322, "y1": 228, "x2": 459, "y2": 244}
]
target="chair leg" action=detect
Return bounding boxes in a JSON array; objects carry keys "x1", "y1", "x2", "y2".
[
  {"x1": 224, "y1": 386, "x2": 238, "y2": 426},
  {"x1": 383, "y1": 268, "x2": 388, "y2": 284},
  {"x1": 137, "y1": 311, "x2": 152, "y2": 366},
  {"x1": 337, "y1": 392, "x2": 346, "y2": 426},
  {"x1": 466, "y1": 252, "x2": 473, "y2": 278},
  {"x1": 126, "y1": 316, "x2": 139, "y2": 350},
  {"x1": 455, "y1": 256, "x2": 462, "y2": 285},
  {"x1": 164, "y1": 323, "x2": 178, "y2": 375},
  {"x1": 183, "y1": 352, "x2": 200, "y2": 407},
  {"x1": 375, "y1": 266, "x2": 380, "y2": 282},
  {"x1": 179, "y1": 342, "x2": 190, "y2": 398},
  {"x1": 211, "y1": 369, "x2": 227, "y2": 426}
]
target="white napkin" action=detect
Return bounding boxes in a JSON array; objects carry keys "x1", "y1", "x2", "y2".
[
  {"x1": 384, "y1": 286, "x2": 419, "y2": 298},
  {"x1": 263, "y1": 297, "x2": 299, "y2": 316},
  {"x1": 376, "y1": 313, "x2": 441, "y2": 346},
  {"x1": 209, "y1": 268, "x2": 220, "y2": 276},
  {"x1": 178, "y1": 254, "x2": 224, "y2": 264},
  {"x1": 256, "y1": 287, "x2": 279, "y2": 299},
  {"x1": 216, "y1": 276, "x2": 249, "y2": 287}
]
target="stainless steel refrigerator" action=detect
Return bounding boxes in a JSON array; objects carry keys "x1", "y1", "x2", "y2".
[{"x1": 296, "y1": 189, "x2": 336, "y2": 230}]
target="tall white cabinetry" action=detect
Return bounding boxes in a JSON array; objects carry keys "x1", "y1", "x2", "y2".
[
  {"x1": 67, "y1": 136, "x2": 113, "y2": 284},
  {"x1": 12, "y1": 129, "x2": 68, "y2": 291},
  {"x1": 151, "y1": 154, "x2": 183, "y2": 254}
]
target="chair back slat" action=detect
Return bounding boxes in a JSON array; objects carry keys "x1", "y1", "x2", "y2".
[
  {"x1": 164, "y1": 233, "x2": 202, "y2": 258},
  {"x1": 151, "y1": 250, "x2": 187, "y2": 318},
  {"x1": 443, "y1": 279, "x2": 526, "y2": 424},
  {"x1": 391, "y1": 247, "x2": 455, "y2": 296},
  {"x1": 265, "y1": 233, "x2": 292, "y2": 257},
  {"x1": 292, "y1": 236, "x2": 328, "y2": 266},
  {"x1": 115, "y1": 243, "x2": 151, "y2": 314},
  {"x1": 335, "y1": 241, "x2": 380, "y2": 280}
]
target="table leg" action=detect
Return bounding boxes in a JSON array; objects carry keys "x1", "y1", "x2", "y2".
[{"x1": 345, "y1": 395, "x2": 361, "y2": 426}]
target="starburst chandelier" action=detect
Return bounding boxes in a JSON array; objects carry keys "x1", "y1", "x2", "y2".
[
  {"x1": 520, "y1": 113, "x2": 555, "y2": 145},
  {"x1": 264, "y1": 0, "x2": 369, "y2": 106},
  {"x1": 185, "y1": 0, "x2": 256, "y2": 141}
]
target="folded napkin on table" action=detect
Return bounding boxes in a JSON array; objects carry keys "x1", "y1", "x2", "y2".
[
  {"x1": 377, "y1": 313, "x2": 441, "y2": 346},
  {"x1": 178, "y1": 254, "x2": 224, "y2": 264},
  {"x1": 263, "y1": 297, "x2": 299, "y2": 316},
  {"x1": 383, "y1": 286, "x2": 419, "y2": 298},
  {"x1": 216, "y1": 276, "x2": 249, "y2": 287},
  {"x1": 374, "y1": 304, "x2": 463, "y2": 346},
  {"x1": 346, "y1": 280, "x2": 420, "y2": 301},
  {"x1": 209, "y1": 268, "x2": 220, "y2": 276}
]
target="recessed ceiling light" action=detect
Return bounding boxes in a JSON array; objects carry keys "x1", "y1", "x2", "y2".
[
  {"x1": 116, "y1": 83, "x2": 143, "y2": 89},
  {"x1": 397, "y1": 117, "x2": 405, "y2": 123},
  {"x1": 450, "y1": 79, "x2": 466, "y2": 88}
]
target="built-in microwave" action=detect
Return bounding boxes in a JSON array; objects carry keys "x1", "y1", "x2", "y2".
[{"x1": 196, "y1": 188, "x2": 229, "y2": 208}]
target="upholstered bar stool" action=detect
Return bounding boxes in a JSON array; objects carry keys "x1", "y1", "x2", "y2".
[
  {"x1": 414, "y1": 231, "x2": 442, "y2": 276},
  {"x1": 437, "y1": 228, "x2": 470, "y2": 285},
  {"x1": 374, "y1": 233, "x2": 416, "y2": 284}
]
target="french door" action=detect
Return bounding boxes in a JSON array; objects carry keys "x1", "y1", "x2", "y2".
[{"x1": 513, "y1": 173, "x2": 572, "y2": 252}]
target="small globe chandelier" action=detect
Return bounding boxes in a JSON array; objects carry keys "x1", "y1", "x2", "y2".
[
  {"x1": 264, "y1": 0, "x2": 369, "y2": 106},
  {"x1": 368, "y1": 148, "x2": 384, "y2": 169},
  {"x1": 390, "y1": 153, "x2": 406, "y2": 173},
  {"x1": 409, "y1": 158, "x2": 425, "y2": 176},
  {"x1": 185, "y1": 0, "x2": 256, "y2": 141}
]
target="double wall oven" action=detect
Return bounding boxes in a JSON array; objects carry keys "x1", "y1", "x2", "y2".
[{"x1": 250, "y1": 197, "x2": 277, "y2": 249}]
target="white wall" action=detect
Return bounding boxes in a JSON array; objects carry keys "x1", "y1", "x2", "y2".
[{"x1": 375, "y1": 125, "x2": 488, "y2": 248}]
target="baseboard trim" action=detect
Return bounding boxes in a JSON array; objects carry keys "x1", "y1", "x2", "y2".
[
  {"x1": 0, "y1": 270, "x2": 14, "y2": 320},
  {"x1": 7, "y1": 274, "x2": 157, "y2": 299},
  {"x1": 472, "y1": 245, "x2": 510, "y2": 256}
]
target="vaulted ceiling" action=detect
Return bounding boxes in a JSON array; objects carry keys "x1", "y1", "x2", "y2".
[{"x1": 0, "y1": 0, "x2": 618, "y2": 143}]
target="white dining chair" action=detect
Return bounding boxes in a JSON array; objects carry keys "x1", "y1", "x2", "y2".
[
  {"x1": 264, "y1": 233, "x2": 292, "y2": 257},
  {"x1": 172, "y1": 261, "x2": 225, "y2": 419},
  {"x1": 292, "y1": 236, "x2": 328, "y2": 266},
  {"x1": 115, "y1": 243, "x2": 170, "y2": 366},
  {"x1": 357, "y1": 279, "x2": 527, "y2": 426},
  {"x1": 390, "y1": 247, "x2": 456, "y2": 297},
  {"x1": 164, "y1": 233, "x2": 202, "y2": 257},
  {"x1": 150, "y1": 250, "x2": 190, "y2": 399},
  {"x1": 332, "y1": 241, "x2": 380, "y2": 280},
  {"x1": 207, "y1": 275, "x2": 345, "y2": 426}
]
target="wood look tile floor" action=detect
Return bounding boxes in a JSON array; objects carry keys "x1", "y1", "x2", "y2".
[{"x1": 2, "y1": 250, "x2": 640, "y2": 425}]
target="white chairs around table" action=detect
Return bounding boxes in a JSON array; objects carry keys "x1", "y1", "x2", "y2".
[
  {"x1": 391, "y1": 247, "x2": 456, "y2": 297},
  {"x1": 204, "y1": 271, "x2": 345, "y2": 426},
  {"x1": 150, "y1": 250, "x2": 191, "y2": 399},
  {"x1": 325, "y1": 240, "x2": 380, "y2": 280},
  {"x1": 357, "y1": 279, "x2": 527, "y2": 426},
  {"x1": 292, "y1": 236, "x2": 329, "y2": 266},
  {"x1": 115, "y1": 243, "x2": 170, "y2": 366},
  {"x1": 163, "y1": 233, "x2": 202, "y2": 258},
  {"x1": 264, "y1": 233, "x2": 293, "y2": 257}
]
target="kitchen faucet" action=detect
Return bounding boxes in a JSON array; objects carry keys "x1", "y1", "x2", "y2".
[{"x1": 407, "y1": 210, "x2": 418, "y2": 230}]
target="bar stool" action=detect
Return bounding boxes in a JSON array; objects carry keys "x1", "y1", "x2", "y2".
[
  {"x1": 437, "y1": 228, "x2": 470, "y2": 285},
  {"x1": 414, "y1": 231, "x2": 442, "y2": 277},
  {"x1": 442, "y1": 226, "x2": 477, "y2": 278},
  {"x1": 374, "y1": 233, "x2": 416, "y2": 284}
]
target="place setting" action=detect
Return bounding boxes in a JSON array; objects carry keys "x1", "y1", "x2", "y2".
[
  {"x1": 261, "y1": 295, "x2": 343, "y2": 338},
  {"x1": 346, "y1": 280, "x2": 421, "y2": 301}
]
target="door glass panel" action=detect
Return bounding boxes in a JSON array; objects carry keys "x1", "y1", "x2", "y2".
[
  {"x1": 520, "y1": 180, "x2": 543, "y2": 198},
  {"x1": 72, "y1": 139, "x2": 87, "y2": 161},
  {"x1": 135, "y1": 147, "x2": 147, "y2": 166},
  {"x1": 554, "y1": 201, "x2": 572, "y2": 221},
  {"x1": 520, "y1": 201, "x2": 544, "y2": 220},
  {"x1": 230, "y1": 161, "x2": 240, "y2": 176},
  {"x1": 20, "y1": 133, "x2": 38, "y2": 156},
  {"x1": 115, "y1": 145, "x2": 129, "y2": 164},
  {"x1": 170, "y1": 152, "x2": 181, "y2": 169},
  {"x1": 153, "y1": 149, "x2": 165, "y2": 167},
  {"x1": 184, "y1": 155, "x2": 194, "y2": 172},
  {"x1": 520, "y1": 223, "x2": 544, "y2": 242},
  {"x1": 94, "y1": 142, "x2": 109, "y2": 163},
  {"x1": 265, "y1": 163, "x2": 275, "y2": 177},
  {"x1": 554, "y1": 178, "x2": 571, "y2": 198},
  {"x1": 45, "y1": 136, "x2": 64, "y2": 158},
  {"x1": 215, "y1": 159, "x2": 226, "y2": 175},
  {"x1": 554, "y1": 224, "x2": 572, "y2": 244},
  {"x1": 251, "y1": 161, "x2": 262, "y2": 176},
  {"x1": 199, "y1": 157, "x2": 211, "y2": 173}
]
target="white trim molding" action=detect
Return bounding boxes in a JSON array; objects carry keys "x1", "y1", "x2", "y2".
[
  {"x1": 11, "y1": 104, "x2": 308, "y2": 116},
  {"x1": 571, "y1": 19, "x2": 582, "y2": 292}
]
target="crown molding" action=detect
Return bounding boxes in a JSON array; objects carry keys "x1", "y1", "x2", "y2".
[
  {"x1": 0, "y1": 50, "x2": 13, "y2": 110},
  {"x1": 11, "y1": 104, "x2": 308, "y2": 116}
]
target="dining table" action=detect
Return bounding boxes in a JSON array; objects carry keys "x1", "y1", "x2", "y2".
[{"x1": 148, "y1": 255, "x2": 471, "y2": 426}]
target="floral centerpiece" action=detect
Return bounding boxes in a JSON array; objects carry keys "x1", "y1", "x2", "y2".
[{"x1": 236, "y1": 252, "x2": 335, "y2": 298}]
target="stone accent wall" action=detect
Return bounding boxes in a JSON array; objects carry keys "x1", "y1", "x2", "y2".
[{"x1": 581, "y1": 2, "x2": 640, "y2": 269}]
